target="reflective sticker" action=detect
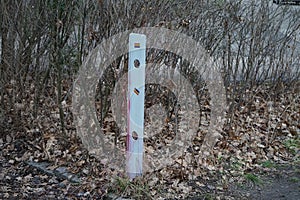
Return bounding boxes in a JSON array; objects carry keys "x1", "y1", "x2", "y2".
[
  {"x1": 134, "y1": 88, "x2": 140, "y2": 95},
  {"x1": 134, "y1": 42, "x2": 140, "y2": 48}
]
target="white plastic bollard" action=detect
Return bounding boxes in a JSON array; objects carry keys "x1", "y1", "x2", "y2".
[{"x1": 126, "y1": 33, "x2": 146, "y2": 179}]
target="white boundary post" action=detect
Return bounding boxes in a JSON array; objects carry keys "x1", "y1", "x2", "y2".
[{"x1": 126, "y1": 33, "x2": 146, "y2": 179}]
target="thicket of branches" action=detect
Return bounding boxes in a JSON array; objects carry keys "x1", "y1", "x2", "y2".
[{"x1": 0, "y1": 0, "x2": 299, "y2": 136}]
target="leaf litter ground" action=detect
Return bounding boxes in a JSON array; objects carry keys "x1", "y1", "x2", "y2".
[{"x1": 0, "y1": 81, "x2": 299, "y2": 199}]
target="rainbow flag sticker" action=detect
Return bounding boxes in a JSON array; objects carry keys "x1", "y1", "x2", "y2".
[{"x1": 134, "y1": 42, "x2": 140, "y2": 48}]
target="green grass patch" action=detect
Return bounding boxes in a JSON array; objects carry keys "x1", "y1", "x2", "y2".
[
  {"x1": 244, "y1": 173, "x2": 263, "y2": 185},
  {"x1": 290, "y1": 177, "x2": 300, "y2": 183},
  {"x1": 115, "y1": 176, "x2": 130, "y2": 192},
  {"x1": 260, "y1": 160, "x2": 275, "y2": 168},
  {"x1": 284, "y1": 138, "x2": 300, "y2": 155},
  {"x1": 231, "y1": 160, "x2": 244, "y2": 170},
  {"x1": 109, "y1": 176, "x2": 152, "y2": 199}
]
